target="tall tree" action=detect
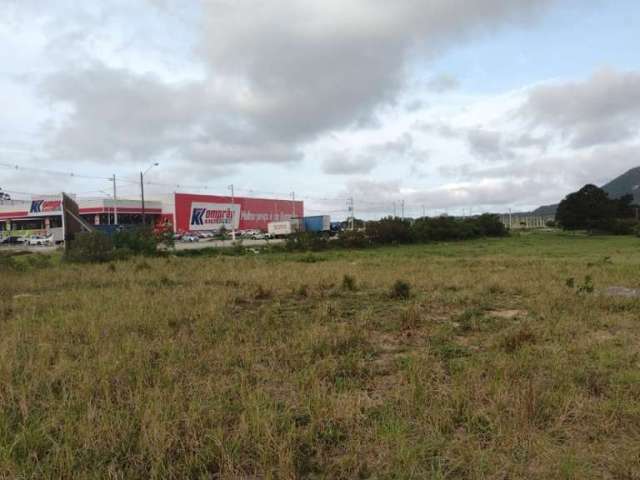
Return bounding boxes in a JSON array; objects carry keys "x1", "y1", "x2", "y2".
[{"x1": 556, "y1": 184, "x2": 616, "y2": 231}]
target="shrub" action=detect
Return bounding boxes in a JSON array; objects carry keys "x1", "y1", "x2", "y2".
[
  {"x1": 610, "y1": 218, "x2": 639, "y2": 236},
  {"x1": 297, "y1": 253, "x2": 325, "y2": 263},
  {"x1": 366, "y1": 217, "x2": 412, "y2": 244},
  {"x1": 113, "y1": 227, "x2": 158, "y2": 256},
  {"x1": 286, "y1": 232, "x2": 329, "y2": 252},
  {"x1": 390, "y1": 280, "x2": 411, "y2": 299},
  {"x1": 336, "y1": 230, "x2": 369, "y2": 249},
  {"x1": 501, "y1": 326, "x2": 536, "y2": 353},
  {"x1": 65, "y1": 231, "x2": 114, "y2": 263},
  {"x1": 473, "y1": 214, "x2": 508, "y2": 237},
  {"x1": 0, "y1": 255, "x2": 19, "y2": 272},
  {"x1": 411, "y1": 217, "x2": 473, "y2": 242},
  {"x1": 342, "y1": 274, "x2": 357, "y2": 291}
]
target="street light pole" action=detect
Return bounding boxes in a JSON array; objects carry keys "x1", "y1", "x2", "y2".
[
  {"x1": 229, "y1": 184, "x2": 236, "y2": 241},
  {"x1": 112, "y1": 174, "x2": 118, "y2": 225},
  {"x1": 140, "y1": 171, "x2": 145, "y2": 225},
  {"x1": 140, "y1": 163, "x2": 159, "y2": 226}
]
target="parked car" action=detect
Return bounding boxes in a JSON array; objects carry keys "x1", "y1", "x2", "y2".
[
  {"x1": 250, "y1": 232, "x2": 267, "y2": 240},
  {"x1": 28, "y1": 235, "x2": 53, "y2": 246},
  {"x1": 0, "y1": 236, "x2": 23, "y2": 245},
  {"x1": 182, "y1": 234, "x2": 200, "y2": 242}
]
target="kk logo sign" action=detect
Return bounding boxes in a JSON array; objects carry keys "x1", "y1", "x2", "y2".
[
  {"x1": 189, "y1": 203, "x2": 240, "y2": 231},
  {"x1": 29, "y1": 200, "x2": 62, "y2": 215},
  {"x1": 191, "y1": 208, "x2": 206, "y2": 226}
]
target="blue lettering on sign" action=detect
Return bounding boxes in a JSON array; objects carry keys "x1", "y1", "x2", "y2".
[
  {"x1": 30, "y1": 200, "x2": 43, "y2": 213},
  {"x1": 191, "y1": 208, "x2": 206, "y2": 225}
]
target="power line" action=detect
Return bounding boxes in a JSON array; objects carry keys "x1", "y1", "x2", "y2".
[{"x1": 0, "y1": 161, "x2": 112, "y2": 181}]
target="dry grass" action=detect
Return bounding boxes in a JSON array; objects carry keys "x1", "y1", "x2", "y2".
[{"x1": 1, "y1": 232, "x2": 640, "y2": 479}]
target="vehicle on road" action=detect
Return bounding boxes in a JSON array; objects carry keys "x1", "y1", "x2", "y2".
[
  {"x1": 268, "y1": 221, "x2": 298, "y2": 238},
  {"x1": 182, "y1": 234, "x2": 200, "y2": 242},
  {"x1": 302, "y1": 215, "x2": 331, "y2": 233},
  {"x1": 0, "y1": 236, "x2": 24, "y2": 245},
  {"x1": 28, "y1": 235, "x2": 53, "y2": 246}
]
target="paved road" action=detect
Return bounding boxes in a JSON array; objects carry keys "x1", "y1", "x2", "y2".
[
  {"x1": 174, "y1": 238, "x2": 283, "y2": 250},
  {"x1": 0, "y1": 238, "x2": 283, "y2": 255},
  {"x1": 0, "y1": 245, "x2": 58, "y2": 254}
]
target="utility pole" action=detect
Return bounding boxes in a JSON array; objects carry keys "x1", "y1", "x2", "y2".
[
  {"x1": 508, "y1": 208, "x2": 512, "y2": 229},
  {"x1": 393, "y1": 201, "x2": 397, "y2": 218},
  {"x1": 112, "y1": 174, "x2": 118, "y2": 225},
  {"x1": 229, "y1": 184, "x2": 236, "y2": 241},
  {"x1": 401, "y1": 200, "x2": 405, "y2": 220},
  {"x1": 422, "y1": 205, "x2": 426, "y2": 218},
  {"x1": 347, "y1": 197, "x2": 355, "y2": 231},
  {"x1": 140, "y1": 171, "x2": 145, "y2": 225},
  {"x1": 291, "y1": 191, "x2": 296, "y2": 218}
]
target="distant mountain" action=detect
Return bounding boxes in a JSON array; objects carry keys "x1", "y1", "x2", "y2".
[
  {"x1": 532, "y1": 167, "x2": 640, "y2": 216},
  {"x1": 602, "y1": 166, "x2": 640, "y2": 203},
  {"x1": 532, "y1": 203, "x2": 559, "y2": 216}
]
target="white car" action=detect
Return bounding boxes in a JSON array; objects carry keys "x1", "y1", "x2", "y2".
[
  {"x1": 28, "y1": 235, "x2": 52, "y2": 246},
  {"x1": 182, "y1": 234, "x2": 200, "y2": 242},
  {"x1": 250, "y1": 232, "x2": 267, "y2": 240}
]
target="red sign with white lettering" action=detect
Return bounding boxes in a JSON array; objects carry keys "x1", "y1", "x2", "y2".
[{"x1": 174, "y1": 193, "x2": 304, "y2": 233}]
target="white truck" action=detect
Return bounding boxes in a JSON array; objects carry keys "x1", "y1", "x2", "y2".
[{"x1": 268, "y1": 220, "x2": 298, "y2": 238}]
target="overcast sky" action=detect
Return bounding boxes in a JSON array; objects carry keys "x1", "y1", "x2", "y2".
[{"x1": 1, "y1": 0, "x2": 639, "y2": 218}]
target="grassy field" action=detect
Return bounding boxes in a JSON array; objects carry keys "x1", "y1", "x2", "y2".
[{"x1": 1, "y1": 232, "x2": 640, "y2": 479}]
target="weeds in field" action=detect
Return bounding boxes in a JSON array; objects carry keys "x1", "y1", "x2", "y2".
[
  {"x1": 1, "y1": 233, "x2": 639, "y2": 478},
  {"x1": 567, "y1": 275, "x2": 595, "y2": 294},
  {"x1": 342, "y1": 274, "x2": 357, "y2": 291},
  {"x1": 390, "y1": 279, "x2": 411, "y2": 299}
]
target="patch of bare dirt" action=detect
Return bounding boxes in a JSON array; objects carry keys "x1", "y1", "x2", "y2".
[
  {"x1": 603, "y1": 286, "x2": 640, "y2": 299},
  {"x1": 487, "y1": 309, "x2": 528, "y2": 320}
]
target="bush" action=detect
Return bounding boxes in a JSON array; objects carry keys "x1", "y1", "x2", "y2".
[
  {"x1": 366, "y1": 217, "x2": 412, "y2": 244},
  {"x1": 342, "y1": 274, "x2": 357, "y2": 291},
  {"x1": 335, "y1": 230, "x2": 369, "y2": 249},
  {"x1": 411, "y1": 217, "x2": 473, "y2": 242},
  {"x1": 609, "y1": 218, "x2": 639, "y2": 236},
  {"x1": 473, "y1": 214, "x2": 508, "y2": 237},
  {"x1": 65, "y1": 231, "x2": 114, "y2": 263},
  {"x1": 286, "y1": 232, "x2": 329, "y2": 252},
  {"x1": 390, "y1": 280, "x2": 411, "y2": 299},
  {"x1": 113, "y1": 227, "x2": 158, "y2": 256}
]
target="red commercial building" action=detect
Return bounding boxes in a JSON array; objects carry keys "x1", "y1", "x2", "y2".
[{"x1": 173, "y1": 193, "x2": 303, "y2": 233}]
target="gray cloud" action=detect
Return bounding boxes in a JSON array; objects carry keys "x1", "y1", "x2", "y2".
[
  {"x1": 323, "y1": 154, "x2": 378, "y2": 175},
  {"x1": 322, "y1": 133, "x2": 425, "y2": 175},
  {"x1": 426, "y1": 73, "x2": 460, "y2": 93},
  {"x1": 522, "y1": 68, "x2": 640, "y2": 148},
  {"x1": 438, "y1": 143, "x2": 640, "y2": 201},
  {"x1": 341, "y1": 176, "x2": 554, "y2": 214},
  {"x1": 39, "y1": 64, "x2": 303, "y2": 169},
  {"x1": 467, "y1": 128, "x2": 514, "y2": 161},
  {"x1": 199, "y1": 0, "x2": 554, "y2": 143},
  {"x1": 32, "y1": 0, "x2": 556, "y2": 168}
]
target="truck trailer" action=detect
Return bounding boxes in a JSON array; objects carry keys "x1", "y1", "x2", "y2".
[
  {"x1": 268, "y1": 220, "x2": 299, "y2": 237},
  {"x1": 302, "y1": 215, "x2": 331, "y2": 233}
]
